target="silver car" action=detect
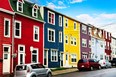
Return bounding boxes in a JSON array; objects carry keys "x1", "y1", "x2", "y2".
[{"x1": 14, "y1": 63, "x2": 52, "y2": 77}]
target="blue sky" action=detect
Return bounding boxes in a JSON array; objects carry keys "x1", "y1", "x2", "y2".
[{"x1": 30, "y1": 0, "x2": 116, "y2": 37}]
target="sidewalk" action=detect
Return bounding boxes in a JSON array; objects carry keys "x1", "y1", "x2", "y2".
[{"x1": 52, "y1": 67, "x2": 78, "y2": 76}]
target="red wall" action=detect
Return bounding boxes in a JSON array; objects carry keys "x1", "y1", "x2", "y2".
[
  {"x1": 13, "y1": 14, "x2": 44, "y2": 69},
  {"x1": 0, "y1": 11, "x2": 13, "y2": 74}
]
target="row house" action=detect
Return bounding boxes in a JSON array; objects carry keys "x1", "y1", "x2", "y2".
[
  {"x1": 91, "y1": 26, "x2": 105, "y2": 60},
  {"x1": 40, "y1": 7, "x2": 64, "y2": 68},
  {"x1": 0, "y1": 0, "x2": 14, "y2": 74},
  {"x1": 104, "y1": 30, "x2": 112, "y2": 60},
  {"x1": 63, "y1": 16, "x2": 81, "y2": 67},
  {"x1": 80, "y1": 23, "x2": 91, "y2": 59},
  {"x1": 0, "y1": 0, "x2": 44, "y2": 75},
  {"x1": 111, "y1": 36, "x2": 116, "y2": 59}
]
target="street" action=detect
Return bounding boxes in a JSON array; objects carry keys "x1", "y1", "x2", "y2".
[{"x1": 53, "y1": 68, "x2": 116, "y2": 77}]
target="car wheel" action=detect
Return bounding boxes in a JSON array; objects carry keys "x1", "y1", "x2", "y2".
[
  {"x1": 47, "y1": 72, "x2": 52, "y2": 77},
  {"x1": 90, "y1": 67, "x2": 93, "y2": 71},
  {"x1": 98, "y1": 66, "x2": 101, "y2": 70},
  {"x1": 32, "y1": 75, "x2": 36, "y2": 77}
]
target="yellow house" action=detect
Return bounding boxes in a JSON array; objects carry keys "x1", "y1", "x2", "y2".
[{"x1": 63, "y1": 16, "x2": 81, "y2": 67}]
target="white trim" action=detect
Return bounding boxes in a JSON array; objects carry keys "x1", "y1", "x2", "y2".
[
  {"x1": 18, "y1": 45, "x2": 25, "y2": 64},
  {"x1": 48, "y1": 11, "x2": 55, "y2": 25},
  {"x1": 59, "y1": 15, "x2": 62, "y2": 27},
  {"x1": 82, "y1": 38, "x2": 87, "y2": 47},
  {"x1": 17, "y1": 1, "x2": 23, "y2": 13},
  {"x1": 74, "y1": 22, "x2": 77, "y2": 30},
  {"x1": 51, "y1": 49, "x2": 58, "y2": 62},
  {"x1": 4, "y1": 18, "x2": 11, "y2": 38},
  {"x1": 44, "y1": 49, "x2": 48, "y2": 67},
  {"x1": 59, "y1": 31, "x2": 62, "y2": 43},
  {"x1": 0, "y1": 8, "x2": 14, "y2": 15},
  {"x1": 33, "y1": 26, "x2": 39, "y2": 42},
  {"x1": 71, "y1": 54, "x2": 77, "y2": 63},
  {"x1": 48, "y1": 28, "x2": 55, "y2": 42},
  {"x1": 65, "y1": 35, "x2": 68, "y2": 44},
  {"x1": 32, "y1": 5, "x2": 38, "y2": 18},
  {"x1": 31, "y1": 48, "x2": 39, "y2": 63},
  {"x1": 14, "y1": 20, "x2": 22, "y2": 39},
  {"x1": 65, "y1": 18, "x2": 68, "y2": 28}
]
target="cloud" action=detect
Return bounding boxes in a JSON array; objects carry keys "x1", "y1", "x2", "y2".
[
  {"x1": 47, "y1": 1, "x2": 68, "y2": 9},
  {"x1": 76, "y1": 13, "x2": 116, "y2": 37},
  {"x1": 70, "y1": 0, "x2": 84, "y2": 4}
]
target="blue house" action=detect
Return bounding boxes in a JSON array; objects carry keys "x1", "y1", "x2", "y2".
[{"x1": 40, "y1": 7, "x2": 64, "y2": 68}]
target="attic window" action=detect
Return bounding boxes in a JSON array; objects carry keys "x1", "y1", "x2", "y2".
[
  {"x1": 17, "y1": 1, "x2": 23, "y2": 12},
  {"x1": 32, "y1": 6, "x2": 38, "y2": 18}
]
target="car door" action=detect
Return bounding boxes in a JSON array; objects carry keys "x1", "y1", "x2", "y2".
[
  {"x1": 38, "y1": 64, "x2": 47, "y2": 76},
  {"x1": 94, "y1": 59, "x2": 99, "y2": 68}
]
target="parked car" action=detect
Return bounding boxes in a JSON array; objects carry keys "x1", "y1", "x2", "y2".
[
  {"x1": 77, "y1": 59, "x2": 101, "y2": 71},
  {"x1": 105, "y1": 60, "x2": 112, "y2": 68},
  {"x1": 14, "y1": 63, "x2": 52, "y2": 77},
  {"x1": 99, "y1": 60, "x2": 106, "y2": 68},
  {"x1": 110, "y1": 58, "x2": 116, "y2": 66}
]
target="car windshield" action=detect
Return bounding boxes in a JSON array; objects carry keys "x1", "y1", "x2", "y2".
[
  {"x1": 78, "y1": 59, "x2": 87, "y2": 63},
  {"x1": 16, "y1": 65, "x2": 27, "y2": 71}
]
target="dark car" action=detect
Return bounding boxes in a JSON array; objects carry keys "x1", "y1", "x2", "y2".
[{"x1": 77, "y1": 59, "x2": 101, "y2": 71}]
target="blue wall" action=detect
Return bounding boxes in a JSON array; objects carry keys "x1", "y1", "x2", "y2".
[{"x1": 44, "y1": 7, "x2": 63, "y2": 68}]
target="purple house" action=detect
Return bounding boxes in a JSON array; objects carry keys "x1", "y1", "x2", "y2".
[{"x1": 80, "y1": 23, "x2": 91, "y2": 59}]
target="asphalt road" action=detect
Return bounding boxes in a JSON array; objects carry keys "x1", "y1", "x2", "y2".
[{"x1": 53, "y1": 68, "x2": 116, "y2": 77}]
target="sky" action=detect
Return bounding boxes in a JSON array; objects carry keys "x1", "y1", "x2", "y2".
[{"x1": 29, "y1": 0, "x2": 116, "y2": 37}]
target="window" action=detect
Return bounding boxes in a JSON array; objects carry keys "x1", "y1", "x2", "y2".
[
  {"x1": 88, "y1": 27, "x2": 91, "y2": 35},
  {"x1": 70, "y1": 37, "x2": 73, "y2": 45},
  {"x1": 32, "y1": 5, "x2": 38, "y2": 18},
  {"x1": 17, "y1": 1, "x2": 23, "y2": 12},
  {"x1": 89, "y1": 40, "x2": 91, "y2": 48},
  {"x1": 74, "y1": 22, "x2": 77, "y2": 30},
  {"x1": 71, "y1": 54, "x2": 77, "y2": 62},
  {"x1": 65, "y1": 35, "x2": 68, "y2": 44},
  {"x1": 4, "y1": 18, "x2": 10, "y2": 37},
  {"x1": 82, "y1": 24, "x2": 87, "y2": 34},
  {"x1": 48, "y1": 11, "x2": 55, "y2": 25},
  {"x1": 18, "y1": 45, "x2": 25, "y2": 52},
  {"x1": 65, "y1": 18, "x2": 68, "y2": 27},
  {"x1": 14, "y1": 20, "x2": 21, "y2": 38},
  {"x1": 59, "y1": 31, "x2": 62, "y2": 43},
  {"x1": 48, "y1": 28, "x2": 55, "y2": 42},
  {"x1": 33, "y1": 26, "x2": 39, "y2": 42},
  {"x1": 59, "y1": 15, "x2": 62, "y2": 27},
  {"x1": 51, "y1": 49, "x2": 58, "y2": 62},
  {"x1": 32, "y1": 48, "x2": 38, "y2": 63},
  {"x1": 74, "y1": 38, "x2": 77, "y2": 45},
  {"x1": 82, "y1": 39, "x2": 87, "y2": 47}
]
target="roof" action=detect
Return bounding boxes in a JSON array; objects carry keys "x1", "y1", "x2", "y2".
[{"x1": 9, "y1": 0, "x2": 44, "y2": 22}]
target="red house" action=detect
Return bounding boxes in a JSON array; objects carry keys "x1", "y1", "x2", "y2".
[
  {"x1": 104, "y1": 30, "x2": 112, "y2": 60},
  {"x1": 0, "y1": 0, "x2": 44, "y2": 75}
]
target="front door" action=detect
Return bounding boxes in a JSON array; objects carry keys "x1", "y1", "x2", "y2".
[
  {"x1": 60, "y1": 53, "x2": 63, "y2": 67},
  {"x1": 3, "y1": 46, "x2": 11, "y2": 74},
  {"x1": 65, "y1": 53, "x2": 69, "y2": 67},
  {"x1": 44, "y1": 50, "x2": 48, "y2": 67}
]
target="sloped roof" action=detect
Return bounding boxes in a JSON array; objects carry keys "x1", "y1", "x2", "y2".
[{"x1": 9, "y1": 0, "x2": 43, "y2": 22}]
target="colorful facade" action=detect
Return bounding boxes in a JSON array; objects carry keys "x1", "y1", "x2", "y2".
[
  {"x1": 40, "y1": 7, "x2": 64, "y2": 68},
  {"x1": 63, "y1": 16, "x2": 81, "y2": 67},
  {"x1": 80, "y1": 23, "x2": 91, "y2": 59},
  {"x1": 111, "y1": 36, "x2": 116, "y2": 59}
]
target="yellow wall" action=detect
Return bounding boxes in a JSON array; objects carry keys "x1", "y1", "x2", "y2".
[{"x1": 63, "y1": 16, "x2": 81, "y2": 67}]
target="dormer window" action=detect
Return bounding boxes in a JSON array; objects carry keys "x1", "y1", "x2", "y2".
[
  {"x1": 17, "y1": 1, "x2": 23, "y2": 12},
  {"x1": 32, "y1": 5, "x2": 38, "y2": 18}
]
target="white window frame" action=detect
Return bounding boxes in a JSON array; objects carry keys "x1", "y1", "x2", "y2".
[
  {"x1": 82, "y1": 38, "x2": 87, "y2": 47},
  {"x1": 14, "y1": 20, "x2": 21, "y2": 39},
  {"x1": 59, "y1": 31, "x2": 62, "y2": 43},
  {"x1": 31, "y1": 48, "x2": 39, "y2": 63},
  {"x1": 59, "y1": 15, "x2": 62, "y2": 27},
  {"x1": 17, "y1": 1, "x2": 23, "y2": 13},
  {"x1": 18, "y1": 45, "x2": 25, "y2": 64},
  {"x1": 4, "y1": 18, "x2": 10, "y2": 37},
  {"x1": 89, "y1": 40, "x2": 91, "y2": 48},
  {"x1": 51, "y1": 49, "x2": 58, "y2": 62},
  {"x1": 74, "y1": 38, "x2": 77, "y2": 46},
  {"x1": 65, "y1": 35, "x2": 68, "y2": 44},
  {"x1": 48, "y1": 11, "x2": 55, "y2": 25},
  {"x1": 48, "y1": 28, "x2": 55, "y2": 42},
  {"x1": 88, "y1": 27, "x2": 91, "y2": 36},
  {"x1": 32, "y1": 6, "x2": 38, "y2": 18},
  {"x1": 74, "y1": 22, "x2": 77, "y2": 30},
  {"x1": 70, "y1": 37, "x2": 73, "y2": 45},
  {"x1": 33, "y1": 26, "x2": 39, "y2": 42},
  {"x1": 82, "y1": 24, "x2": 87, "y2": 34},
  {"x1": 65, "y1": 18, "x2": 68, "y2": 28},
  {"x1": 71, "y1": 54, "x2": 77, "y2": 63}
]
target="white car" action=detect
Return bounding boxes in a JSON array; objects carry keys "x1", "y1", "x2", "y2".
[
  {"x1": 14, "y1": 63, "x2": 52, "y2": 77},
  {"x1": 99, "y1": 60, "x2": 112, "y2": 68}
]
